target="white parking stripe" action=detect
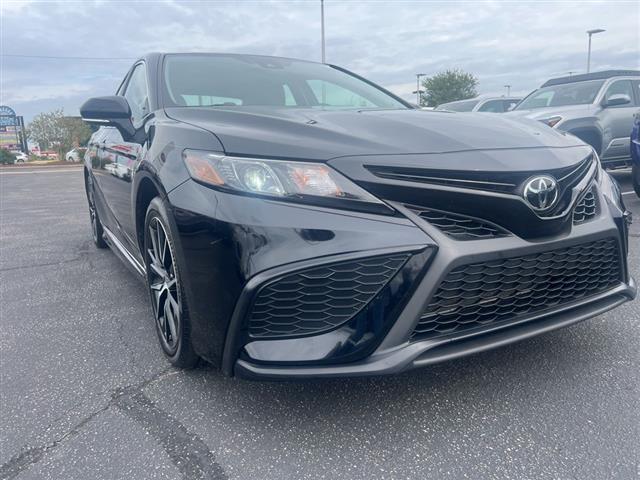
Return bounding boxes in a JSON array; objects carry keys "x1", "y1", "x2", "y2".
[{"x1": 622, "y1": 191, "x2": 634, "y2": 196}]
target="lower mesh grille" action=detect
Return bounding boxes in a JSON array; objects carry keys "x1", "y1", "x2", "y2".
[
  {"x1": 573, "y1": 187, "x2": 598, "y2": 224},
  {"x1": 406, "y1": 205, "x2": 510, "y2": 240},
  {"x1": 249, "y1": 253, "x2": 410, "y2": 338},
  {"x1": 412, "y1": 238, "x2": 621, "y2": 340}
]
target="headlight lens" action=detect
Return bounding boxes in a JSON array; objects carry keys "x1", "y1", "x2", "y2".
[
  {"x1": 183, "y1": 150, "x2": 391, "y2": 214},
  {"x1": 540, "y1": 116, "x2": 562, "y2": 128}
]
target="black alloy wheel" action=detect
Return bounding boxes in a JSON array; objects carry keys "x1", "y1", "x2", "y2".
[
  {"x1": 86, "y1": 175, "x2": 107, "y2": 248},
  {"x1": 144, "y1": 198, "x2": 199, "y2": 368}
]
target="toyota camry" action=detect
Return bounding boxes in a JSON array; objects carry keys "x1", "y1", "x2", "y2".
[{"x1": 80, "y1": 53, "x2": 636, "y2": 379}]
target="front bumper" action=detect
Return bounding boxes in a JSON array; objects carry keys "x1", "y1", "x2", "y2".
[{"x1": 223, "y1": 188, "x2": 636, "y2": 379}]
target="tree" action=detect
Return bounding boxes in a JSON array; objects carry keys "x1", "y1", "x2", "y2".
[
  {"x1": 27, "y1": 109, "x2": 66, "y2": 150},
  {"x1": 421, "y1": 69, "x2": 479, "y2": 107},
  {"x1": 27, "y1": 109, "x2": 92, "y2": 156}
]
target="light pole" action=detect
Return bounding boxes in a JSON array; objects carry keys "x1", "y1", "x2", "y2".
[
  {"x1": 586, "y1": 28, "x2": 605, "y2": 73},
  {"x1": 504, "y1": 84, "x2": 512, "y2": 96},
  {"x1": 415, "y1": 73, "x2": 426, "y2": 106},
  {"x1": 320, "y1": 0, "x2": 326, "y2": 63}
]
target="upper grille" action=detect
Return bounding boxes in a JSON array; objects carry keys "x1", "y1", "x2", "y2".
[
  {"x1": 573, "y1": 187, "x2": 598, "y2": 224},
  {"x1": 412, "y1": 238, "x2": 621, "y2": 340},
  {"x1": 406, "y1": 205, "x2": 510, "y2": 240},
  {"x1": 248, "y1": 253, "x2": 409, "y2": 338}
]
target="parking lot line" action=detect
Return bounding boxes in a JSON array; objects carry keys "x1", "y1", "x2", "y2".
[{"x1": 622, "y1": 191, "x2": 634, "y2": 196}]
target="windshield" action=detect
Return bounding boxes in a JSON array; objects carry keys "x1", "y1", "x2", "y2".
[
  {"x1": 436, "y1": 99, "x2": 478, "y2": 112},
  {"x1": 515, "y1": 79, "x2": 605, "y2": 110},
  {"x1": 162, "y1": 54, "x2": 408, "y2": 110}
]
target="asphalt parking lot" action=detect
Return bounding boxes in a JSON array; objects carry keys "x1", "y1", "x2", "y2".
[{"x1": 1, "y1": 165, "x2": 638, "y2": 480}]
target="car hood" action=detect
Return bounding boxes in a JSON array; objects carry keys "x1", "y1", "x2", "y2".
[
  {"x1": 506, "y1": 104, "x2": 596, "y2": 121},
  {"x1": 165, "y1": 106, "x2": 585, "y2": 161}
]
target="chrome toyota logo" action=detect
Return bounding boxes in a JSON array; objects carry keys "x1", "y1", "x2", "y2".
[{"x1": 523, "y1": 176, "x2": 558, "y2": 211}]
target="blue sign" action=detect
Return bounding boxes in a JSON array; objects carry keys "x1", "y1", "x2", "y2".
[{"x1": 0, "y1": 105, "x2": 17, "y2": 127}]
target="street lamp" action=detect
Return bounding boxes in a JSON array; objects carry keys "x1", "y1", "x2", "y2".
[
  {"x1": 586, "y1": 28, "x2": 605, "y2": 73},
  {"x1": 320, "y1": 0, "x2": 326, "y2": 63},
  {"x1": 504, "y1": 84, "x2": 512, "y2": 96},
  {"x1": 416, "y1": 73, "x2": 426, "y2": 106}
]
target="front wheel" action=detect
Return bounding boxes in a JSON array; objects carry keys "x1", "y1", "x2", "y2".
[{"x1": 144, "y1": 197, "x2": 199, "y2": 368}]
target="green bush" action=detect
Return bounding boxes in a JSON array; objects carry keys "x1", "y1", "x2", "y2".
[{"x1": 0, "y1": 149, "x2": 17, "y2": 165}]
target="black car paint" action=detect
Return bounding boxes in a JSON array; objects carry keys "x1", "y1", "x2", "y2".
[{"x1": 83, "y1": 53, "x2": 636, "y2": 378}]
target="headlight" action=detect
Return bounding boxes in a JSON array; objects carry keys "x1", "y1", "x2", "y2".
[
  {"x1": 183, "y1": 150, "x2": 392, "y2": 214},
  {"x1": 540, "y1": 116, "x2": 562, "y2": 128}
]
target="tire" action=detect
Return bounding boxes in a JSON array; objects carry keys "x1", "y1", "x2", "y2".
[
  {"x1": 633, "y1": 164, "x2": 640, "y2": 198},
  {"x1": 86, "y1": 175, "x2": 108, "y2": 249},
  {"x1": 144, "y1": 197, "x2": 199, "y2": 368}
]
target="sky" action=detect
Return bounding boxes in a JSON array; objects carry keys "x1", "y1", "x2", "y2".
[{"x1": 1, "y1": 0, "x2": 639, "y2": 123}]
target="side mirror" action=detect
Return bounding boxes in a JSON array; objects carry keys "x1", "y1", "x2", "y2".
[
  {"x1": 602, "y1": 94, "x2": 631, "y2": 108},
  {"x1": 80, "y1": 96, "x2": 136, "y2": 141}
]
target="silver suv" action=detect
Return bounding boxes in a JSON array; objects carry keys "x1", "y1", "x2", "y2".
[{"x1": 508, "y1": 70, "x2": 640, "y2": 169}]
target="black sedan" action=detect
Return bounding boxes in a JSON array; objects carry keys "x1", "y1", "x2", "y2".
[{"x1": 80, "y1": 53, "x2": 636, "y2": 379}]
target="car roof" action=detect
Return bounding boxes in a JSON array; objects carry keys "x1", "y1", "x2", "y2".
[{"x1": 541, "y1": 70, "x2": 640, "y2": 87}]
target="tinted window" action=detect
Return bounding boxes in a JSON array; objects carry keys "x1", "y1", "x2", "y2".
[
  {"x1": 162, "y1": 55, "x2": 407, "y2": 110},
  {"x1": 515, "y1": 80, "x2": 605, "y2": 110},
  {"x1": 604, "y1": 80, "x2": 634, "y2": 105},
  {"x1": 436, "y1": 99, "x2": 478, "y2": 111},
  {"x1": 503, "y1": 99, "x2": 520, "y2": 111},
  {"x1": 123, "y1": 64, "x2": 149, "y2": 128},
  {"x1": 477, "y1": 100, "x2": 504, "y2": 113}
]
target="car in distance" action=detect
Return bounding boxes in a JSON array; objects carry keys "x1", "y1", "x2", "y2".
[
  {"x1": 10, "y1": 150, "x2": 28, "y2": 163},
  {"x1": 435, "y1": 96, "x2": 521, "y2": 113},
  {"x1": 80, "y1": 53, "x2": 636, "y2": 379},
  {"x1": 66, "y1": 147, "x2": 87, "y2": 162},
  {"x1": 509, "y1": 70, "x2": 640, "y2": 169}
]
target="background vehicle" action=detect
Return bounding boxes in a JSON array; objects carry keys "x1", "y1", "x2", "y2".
[
  {"x1": 436, "y1": 96, "x2": 521, "y2": 113},
  {"x1": 10, "y1": 150, "x2": 28, "y2": 162},
  {"x1": 509, "y1": 70, "x2": 640, "y2": 169},
  {"x1": 66, "y1": 147, "x2": 87, "y2": 162},
  {"x1": 80, "y1": 53, "x2": 635, "y2": 380},
  {"x1": 632, "y1": 112, "x2": 640, "y2": 197}
]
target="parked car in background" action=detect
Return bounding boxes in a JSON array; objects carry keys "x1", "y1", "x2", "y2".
[
  {"x1": 10, "y1": 150, "x2": 28, "y2": 162},
  {"x1": 632, "y1": 112, "x2": 640, "y2": 197},
  {"x1": 79, "y1": 52, "x2": 635, "y2": 379},
  {"x1": 66, "y1": 147, "x2": 87, "y2": 162},
  {"x1": 509, "y1": 70, "x2": 640, "y2": 169},
  {"x1": 436, "y1": 96, "x2": 521, "y2": 113}
]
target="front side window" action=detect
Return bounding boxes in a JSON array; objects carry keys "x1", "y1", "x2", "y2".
[
  {"x1": 123, "y1": 64, "x2": 149, "y2": 128},
  {"x1": 603, "y1": 80, "x2": 634, "y2": 105},
  {"x1": 162, "y1": 54, "x2": 407, "y2": 110}
]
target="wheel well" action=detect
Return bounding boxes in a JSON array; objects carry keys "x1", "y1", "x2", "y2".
[
  {"x1": 568, "y1": 127, "x2": 602, "y2": 155},
  {"x1": 136, "y1": 178, "x2": 160, "y2": 252}
]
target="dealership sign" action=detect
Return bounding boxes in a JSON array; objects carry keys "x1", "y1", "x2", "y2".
[
  {"x1": 0, "y1": 105, "x2": 18, "y2": 126},
  {"x1": 0, "y1": 106, "x2": 21, "y2": 149}
]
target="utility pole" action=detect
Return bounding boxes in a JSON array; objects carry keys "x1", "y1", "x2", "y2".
[
  {"x1": 320, "y1": 0, "x2": 326, "y2": 63},
  {"x1": 504, "y1": 85, "x2": 512, "y2": 96},
  {"x1": 415, "y1": 73, "x2": 426, "y2": 106},
  {"x1": 586, "y1": 28, "x2": 605, "y2": 73}
]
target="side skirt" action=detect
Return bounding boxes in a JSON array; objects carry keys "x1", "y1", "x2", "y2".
[{"x1": 103, "y1": 225, "x2": 147, "y2": 281}]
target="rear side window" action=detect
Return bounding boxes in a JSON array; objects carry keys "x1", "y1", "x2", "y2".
[
  {"x1": 477, "y1": 100, "x2": 504, "y2": 113},
  {"x1": 123, "y1": 64, "x2": 149, "y2": 128}
]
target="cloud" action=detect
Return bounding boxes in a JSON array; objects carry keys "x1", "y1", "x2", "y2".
[{"x1": 1, "y1": 0, "x2": 638, "y2": 122}]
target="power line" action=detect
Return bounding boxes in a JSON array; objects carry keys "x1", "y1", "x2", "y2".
[{"x1": 1, "y1": 54, "x2": 134, "y2": 61}]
